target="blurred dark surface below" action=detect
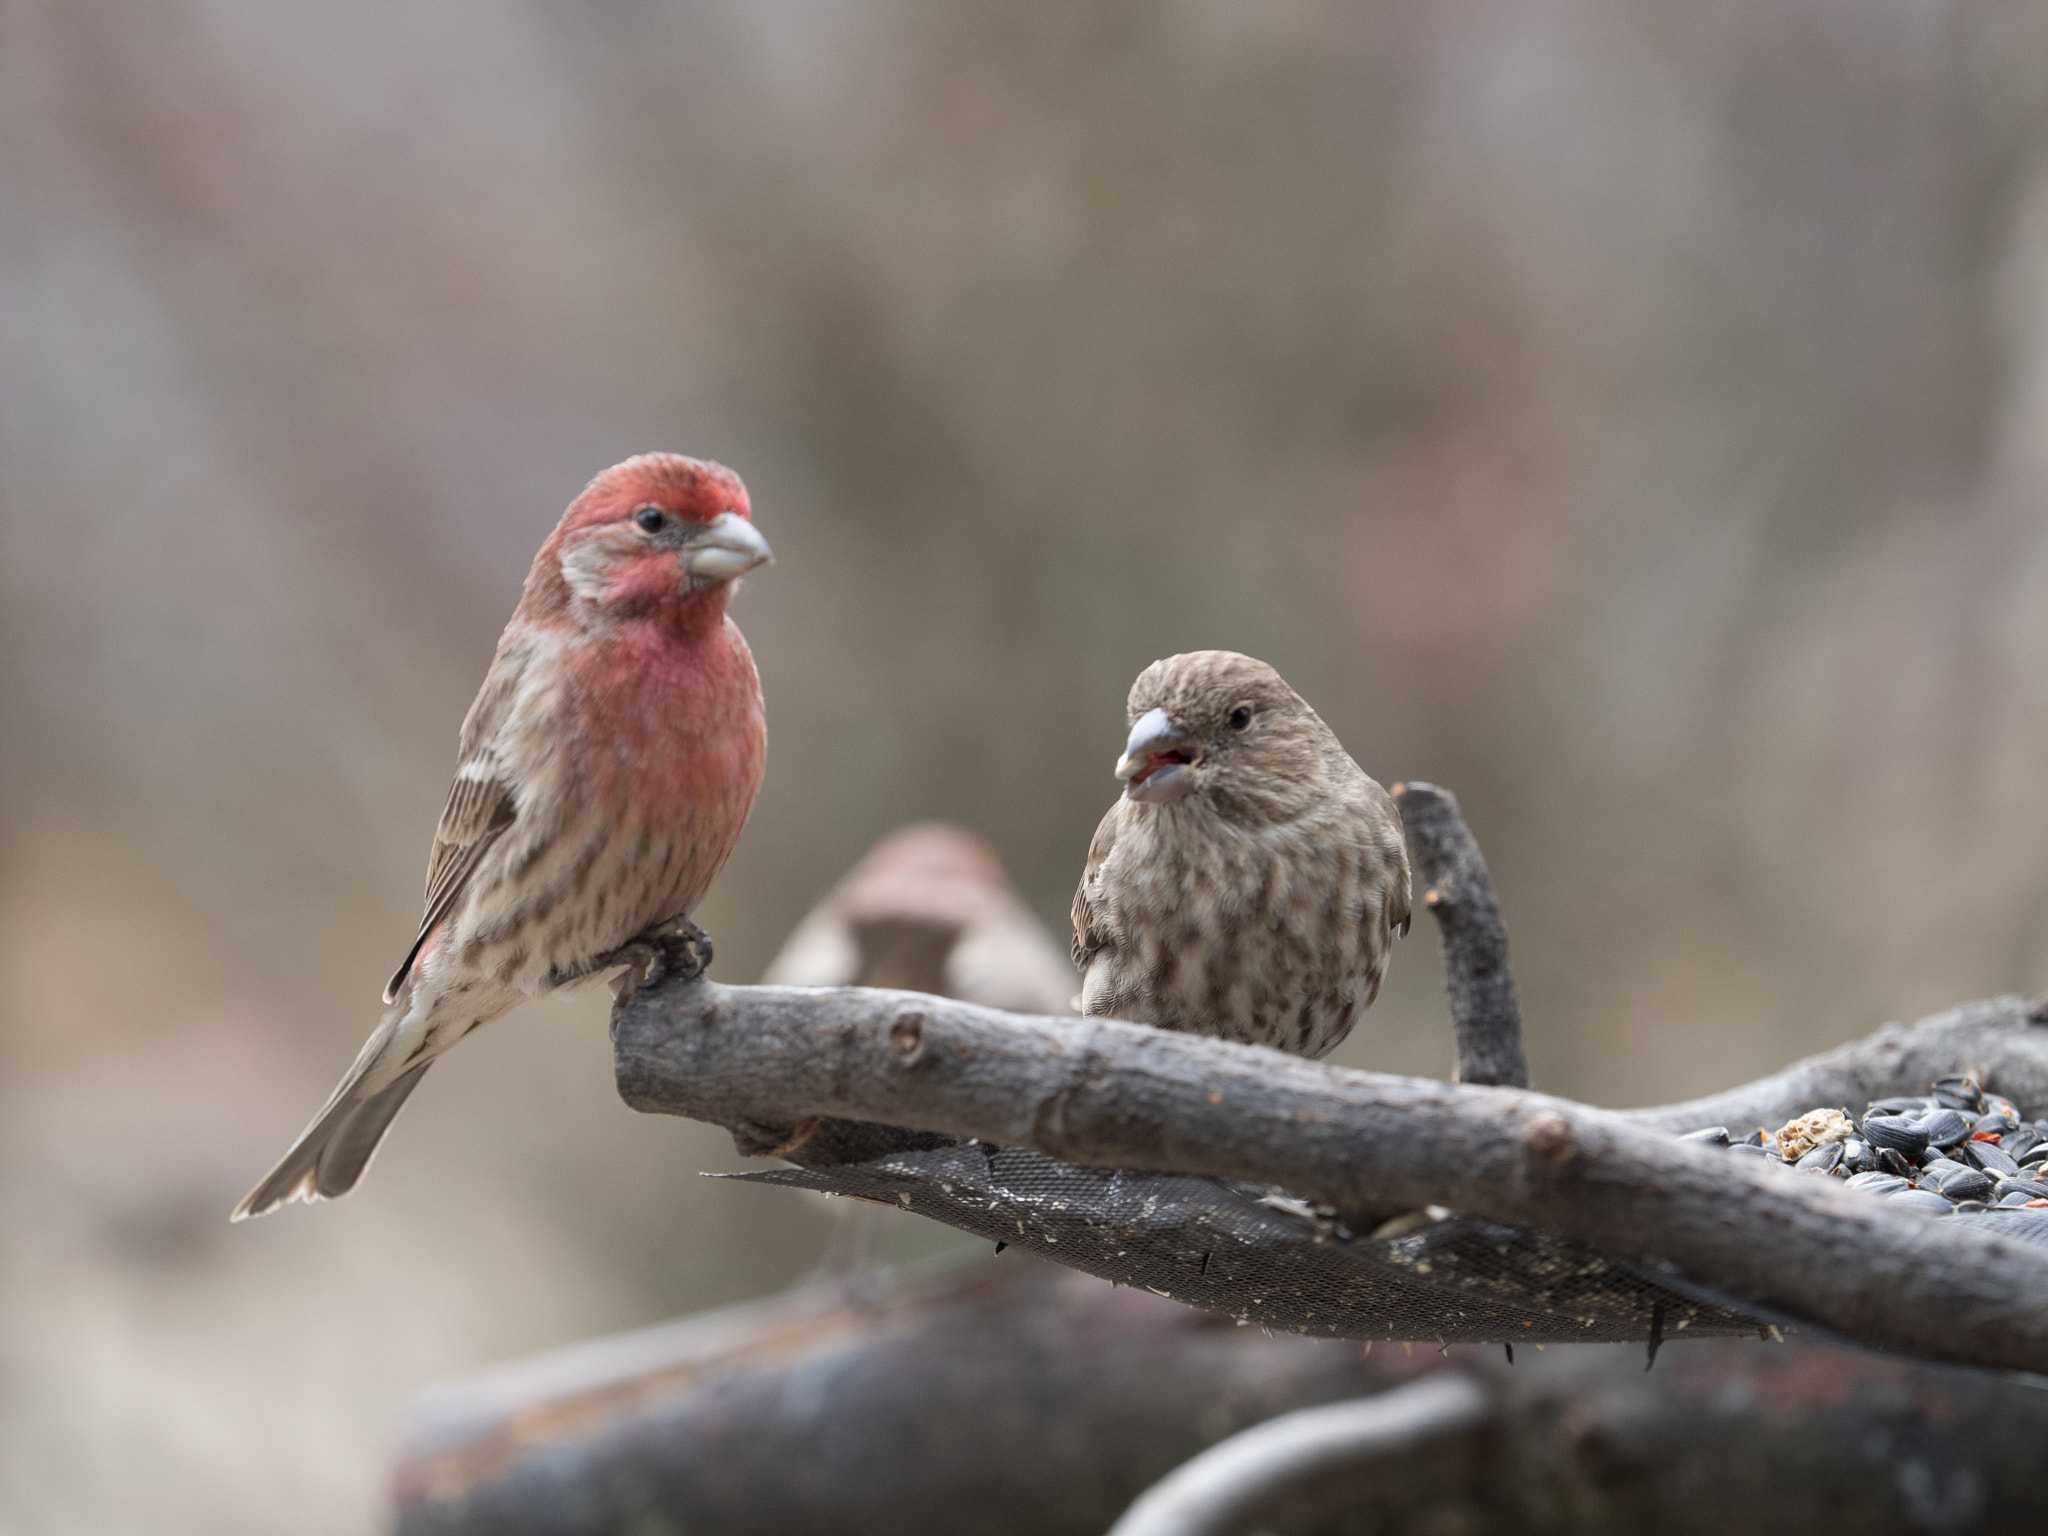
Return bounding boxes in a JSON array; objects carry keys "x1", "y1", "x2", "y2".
[{"x1": 393, "y1": 1251, "x2": 2048, "y2": 1536}]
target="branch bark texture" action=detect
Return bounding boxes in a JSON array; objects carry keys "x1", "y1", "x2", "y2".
[
  {"x1": 615, "y1": 981, "x2": 2048, "y2": 1375},
  {"x1": 1618, "y1": 994, "x2": 2048, "y2": 1134}
]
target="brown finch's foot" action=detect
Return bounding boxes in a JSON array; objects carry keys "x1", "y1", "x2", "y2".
[{"x1": 730, "y1": 1116, "x2": 823, "y2": 1159}]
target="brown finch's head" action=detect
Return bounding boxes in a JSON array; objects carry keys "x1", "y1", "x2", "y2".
[
  {"x1": 535, "y1": 453, "x2": 772, "y2": 625},
  {"x1": 1113, "y1": 651, "x2": 1337, "y2": 822}
]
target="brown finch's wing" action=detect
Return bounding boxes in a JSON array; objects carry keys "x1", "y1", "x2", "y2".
[
  {"x1": 380, "y1": 665, "x2": 524, "y2": 1003},
  {"x1": 1070, "y1": 808, "x2": 1120, "y2": 971},
  {"x1": 1369, "y1": 784, "x2": 1414, "y2": 938}
]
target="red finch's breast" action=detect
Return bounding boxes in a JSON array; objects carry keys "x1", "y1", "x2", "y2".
[{"x1": 562, "y1": 612, "x2": 766, "y2": 922}]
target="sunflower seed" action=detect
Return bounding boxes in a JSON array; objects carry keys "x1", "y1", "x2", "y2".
[
  {"x1": 1917, "y1": 1108, "x2": 1972, "y2": 1149},
  {"x1": 1925, "y1": 1165, "x2": 1994, "y2": 1202},
  {"x1": 1932, "y1": 1075, "x2": 1985, "y2": 1114},
  {"x1": 1887, "y1": 1188, "x2": 1957, "y2": 1214},
  {"x1": 1862, "y1": 1115, "x2": 1931, "y2": 1158},
  {"x1": 1796, "y1": 1141, "x2": 1844, "y2": 1173},
  {"x1": 1964, "y1": 1140, "x2": 2020, "y2": 1178}
]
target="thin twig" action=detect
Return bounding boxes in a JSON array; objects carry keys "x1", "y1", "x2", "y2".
[
  {"x1": 1393, "y1": 782, "x2": 1530, "y2": 1089},
  {"x1": 1104, "y1": 1374, "x2": 1493, "y2": 1536}
]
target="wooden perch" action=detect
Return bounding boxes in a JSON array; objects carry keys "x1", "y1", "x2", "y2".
[
  {"x1": 614, "y1": 981, "x2": 2048, "y2": 1375},
  {"x1": 1393, "y1": 782, "x2": 1529, "y2": 1089}
]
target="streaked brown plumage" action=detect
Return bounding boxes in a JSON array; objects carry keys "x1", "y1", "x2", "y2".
[{"x1": 1071, "y1": 651, "x2": 1410, "y2": 1057}]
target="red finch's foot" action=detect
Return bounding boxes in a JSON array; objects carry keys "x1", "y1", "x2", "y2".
[
  {"x1": 595, "y1": 916, "x2": 714, "y2": 1004},
  {"x1": 554, "y1": 917, "x2": 713, "y2": 1002}
]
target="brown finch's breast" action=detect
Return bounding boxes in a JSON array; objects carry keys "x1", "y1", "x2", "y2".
[{"x1": 1080, "y1": 792, "x2": 1406, "y2": 1058}]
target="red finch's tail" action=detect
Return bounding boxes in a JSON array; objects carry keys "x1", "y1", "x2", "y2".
[{"x1": 231, "y1": 1013, "x2": 434, "y2": 1221}]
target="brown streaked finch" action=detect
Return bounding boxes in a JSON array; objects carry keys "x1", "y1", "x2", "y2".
[
  {"x1": 234, "y1": 453, "x2": 772, "y2": 1219},
  {"x1": 1071, "y1": 651, "x2": 1410, "y2": 1058},
  {"x1": 762, "y1": 823, "x2": 1076, "y2": 1015}
]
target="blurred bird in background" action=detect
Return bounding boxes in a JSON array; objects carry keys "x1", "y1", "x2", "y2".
[
  {"x1": 763, "y1": 823, "x2": 1076, "y2": 1015},
  {"x1": 235, "y1": 454, "x2": 773, "y2": 1219},
  {"x1": 763, "y1": 823, "x2": 1075, "y2": 1269},
  {"x1": 1073, "y1": 651, "x2": 1410, "y2": 1058}
]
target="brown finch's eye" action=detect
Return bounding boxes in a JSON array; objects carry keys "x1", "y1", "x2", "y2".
[
  {"x1": 1228, "y1": 705, "x2": 1253, "y2": 731},
  {"x1": 634, "y1": 506, "x2": 666, "y2": 533}
]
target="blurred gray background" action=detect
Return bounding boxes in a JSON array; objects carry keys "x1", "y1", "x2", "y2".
[{"x1": 6, "y1": 1, "x2": 2048, "y2": 1529}]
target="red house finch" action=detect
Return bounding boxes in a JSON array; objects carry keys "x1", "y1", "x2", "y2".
[
  {"x1": 234, "y1": 453, "x2": 772, "y2": 1219},
  {"x1": 763, "y1": 823, "x2": 1075, "y2": 1015},
  {"x1": 1071, "y1": 651, "x2": 1409, "y2": 1058}
]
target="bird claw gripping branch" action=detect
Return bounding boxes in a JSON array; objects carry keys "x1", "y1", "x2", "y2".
[{"x1": 600, "y1": 918, "x2": 715, "y2": 1006}]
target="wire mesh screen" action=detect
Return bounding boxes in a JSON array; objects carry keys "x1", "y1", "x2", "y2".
[{"x1": 733, "y1": 1141, "x2": 1767, "y2": 1345}]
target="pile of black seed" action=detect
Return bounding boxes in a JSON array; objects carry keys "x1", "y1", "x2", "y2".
[{"x1": 1684, "y1": 1074, "x2": 2048, "y2": 1246}]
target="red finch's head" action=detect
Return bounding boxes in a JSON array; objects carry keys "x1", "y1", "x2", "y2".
[
  {"x1": 532, "y1": 453, "x2": 771, "y2": 624},
  {"x1": 1112, "y1": 651, "x2": 1332, "y2": 817}
]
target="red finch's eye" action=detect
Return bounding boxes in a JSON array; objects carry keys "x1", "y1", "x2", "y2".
[
  {"x1": 1228, "y1": 705, "x2": 1253, "y2": 731},
  {"x1": 634, "y1": 506, "x2": 666, "y2": 533}
]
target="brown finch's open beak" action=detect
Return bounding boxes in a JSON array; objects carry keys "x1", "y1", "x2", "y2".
[
  {"x1": 684, "y1": 513, "x2": 774, "y2": 586},
  {"x1": 1116, "y1": 707, "x2": 1199, "y2": 804}
]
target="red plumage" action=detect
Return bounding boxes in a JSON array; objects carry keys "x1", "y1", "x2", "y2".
[{"x1": 235, "y1": 453, "x2": 772, "y2": 1219}]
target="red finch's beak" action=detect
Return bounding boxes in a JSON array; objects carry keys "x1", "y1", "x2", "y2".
[
  {"x1": 684, "y1": 513, "x2": 774, "y2": 587},
  {"x1": 1116, "y1": 707, "x2": 1199, "y2": 803}
]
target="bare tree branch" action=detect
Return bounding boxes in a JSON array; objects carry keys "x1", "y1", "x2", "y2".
[
  {"x1": 1617, "y1": 994, "x2": 2048, "y2": 1134},
  {"x1": 614, "y1": 981, "x2": 2048, "y2": 1374},
  {"x1": 1393, "y1": 782, "x2": 1529, "y2": 1089},
  {"x1": 1105, "y1": 1374, "x2": 1493, "y2": 1536}
]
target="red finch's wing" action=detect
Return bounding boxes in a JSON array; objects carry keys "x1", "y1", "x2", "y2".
[
  {"x1": 381, "y1": 663, "x2": 525, "y2": 1003},
  {"x1": 1070, "y1": 809, "x2": 1120, "y2": 971},
  {"x1": 381, "y1": 768, "x2": 517, "y2": 1002}
]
